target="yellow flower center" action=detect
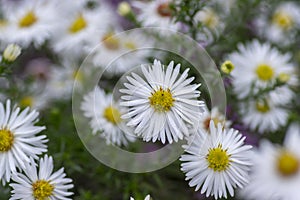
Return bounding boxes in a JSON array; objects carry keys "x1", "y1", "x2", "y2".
[
  {"x1": 149, "y1": 87, "x2": 174, "y2": 112},
  {"x1": 202, "y1": 10, "x2": 219, "y2": 29},
  {"x1": 272, "y1": 11, "x2": 294, "y2": 30},
  {"x1": 103, "y1": 106, "x2": 122, "y2": 125},
  {"x1": 0, "y1": 129, "x2": 14, "y2": 152},
  {"x1": 124, "y1": 41, "x2": 137, "y2": 50},
  {"x1": 32, "y1": 180, "x2": 54, "y2": 200},
  {"x1": 277, "y1": 73, "x2": 290, "y2": 83},
  {"x1": 255, "y1": 100, "x2": 270, "y2": 113},
  {"x1": 256, "y1": 64, "x2": 274, "y2": 81},
  {"x1": 20, "y1": 96, "x2": 33, "y2": 108},
  {"x1": 102, "y1": 33, "x2": 120, "y2": 50},
  {"x1": 206, "y1": 144, "x2": 230, "y2": 171},
  {"x1": 0, "y1": 19, "x2": 8, "y2": 27},
  {"x1": 18, "y1": 11, "x2": 38, "y2": 28},
  {"x1": 68, "y1": 14, "x2": 87, "y2": 33},
  {"x1": 277, "y1": 151, "x2": 299, "y2": 177},
  {"x1": 72, "y1": 70, "x2": 83, "y2": 82},
  {"x1": 157, "y1": 3, "x2": 172, "y2": 17}
]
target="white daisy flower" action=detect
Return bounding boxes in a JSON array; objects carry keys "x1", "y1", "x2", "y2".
[
  {"x1": 0, "y1": 100, "x2": 47, "y2": 185},
  {"x1": 198, "y1": 105, "x2": 231, "y2": 132},
  {"x1": 228, "y1": 40, "x2": 296, "y2": 99},
  {"x1": 180, "y1": 121, "x2": 253, "y2": 199},
  {"x1": 194, "y1": 7, "x2": 225, "y2": 44},
  {"x1": 3, "y1": 0, "x2": 59, "y2": 48},
  {"x1": 239, "y1": 123, "x2": 300, "y2": 200},
  {"x1": 91, "y1": 31, "x2": 151, "y2": 75},
  {"x1": 51, "y1": 2, "x2": 115, "y2": 59},
  {"x1": 130, "y1": 194, "x2": 151, "y2": 200},
  {"x1": 10, "y1": 154, "x2": 73, "y2": 200},
  {"x1": 45, "y1": 60, "x2": 83, "y2": 101},
  {"x1": 255, "y1": 2, "x2": 300, "y2": 46},
  {"x1": 81, "y1": 86, "x2": 135, "y2": 146},
  {"x1": 240, "y1": 97, "x2": 289, "y2": 134},
  {"x1": 120, "y1": 59, "x2": 204, "y2": 144},
  {"x1": 132, "y1": 0, "x2": 180, "y2": 30}
]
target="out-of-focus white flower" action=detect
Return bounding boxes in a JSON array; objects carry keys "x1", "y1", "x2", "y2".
[
  {"x1": 240, "y1": 97, "x2": 289, "y2": 134},
  {"x1": 181, "y1": 121, "x2": 252, "y2": 199},
  {"x1": 2, "y1": 44, "x2": 21, "y2": 62},
  {"x1": 91, "y1": 31, "x2": 151, "y2": 75},
  {"x1": 81, "y1": 86, "x2": 135, "y2": 146},
  {"x1": 255, "y1": 2, "x2": 300, "y2": 46},
  {"x1": 228, "y1": 40, "x2": 297, "y2": 99},
  {"x1": 51, "y1": 2, "x2": 116, "y2": 59},
  {"x1": 132, "y1": 0, "x2": 180, "y2": 30},
  {"x1": 0, "y1": 100, "x2": 47, "y2": 185},
  {"x1": 3, "y1": 0, "x2": 59, "y2": 47},
  {"x1": 239, "y1": 123, "x2": 300, "y2": 200},
  {"x1": 10, "y1": 155, "x2": 73, "y2": 200},
  {"x1": 120, "y1": 59, "x2": 204, "y2": 144},
  {"x1": 197, "y1": 105, "x2": 231, "y2": 133}
]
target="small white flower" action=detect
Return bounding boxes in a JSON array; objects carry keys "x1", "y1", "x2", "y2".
[
  {"x1": 81, "y1": 86, "x2": 135, "y2": 146},
  {"x1": 180, "y1": 121, "x2": 253, "y2": 199},
  {"x1": 120, "y1": 59, "x2": 204, "y2": 144},
  {"x1": 91, "y1": 31, "x2": 151, "y2": 75},
  {"x1": 240, "y1": 97, "x2": 289, "y2": 134},
  {"x1": 239, "y1": 123, "x2": 300, "y2": 200},
  {"x1": 198, "y1": 105, "x2": 231, "y2": 133},
  {"x1": 0, "y1": 100, "x2": 47, "y2": 185},
  {"x1": 255, "y1": 2, "x2": 300, "y2": 46},
  {"x1": 132, "y1": 0, "x2": 179, "y2": 30},
  {"x1": 2, "y1": 44, "x2": 21, "y2": 62},
  {"x1": 228, "y1": 40, "x2": 296, "y2": 99},
  {"x1": 130, "y1": 194, "x2": 151, "y2": 200},
  {"x1": 3, "y1": 0, "x2": 59, "y2": 48},
  {"x1": 10, "y1": 154, "x2": 73, "y2": 200}
]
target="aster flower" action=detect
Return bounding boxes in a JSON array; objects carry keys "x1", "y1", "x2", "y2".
[
  {"x1": 3, "y1": 0, "x2": 59, "y2": 48},
  {"x1": 180, "y1": 121, "x2": 253, "y2": 199},
  {"x1": 239, "y1": 123, "x2": 300, "y2": 200},
  {"x1": 198, "y1": 105, "x2": 231, "y2": 132},
  {"x1": 51, "y1": 2, "x2": 115, "y2": 59},
  {"x1": 120, "y1": 59, "x2": 204, "y2": 144},
  {"x1": 255, "y1": 2, "x2": 300, "y2": 46},
  {"x1": 132, "y1": 0, "x2": 180, "y2": 30},
  {"x1": 81, "y1": 86, "x2": 135, "y2": 146},
  {"x1": 240, "y1": 97, "x2": 289, "y2": 133},
  {"x1": 10, "y1": 154, "x2": 73, "y2": 200},
  {"x1": 91, "y1": 31, "x2": 150, "y2": 75},
  {"x1": 228, "y1": 40, "x2": 297, "y2": 99},
  {"x1": 0, "y1": 100, "x2": 47, "y2": 185}
]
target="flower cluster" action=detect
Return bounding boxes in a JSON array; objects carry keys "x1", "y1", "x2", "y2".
[{"x1": 1, "y1": 0, "x2": 300, "y2": 199}]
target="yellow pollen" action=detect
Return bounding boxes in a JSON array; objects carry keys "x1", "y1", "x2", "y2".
[
  {"x1": 149, "y1": 87, "x2": 174, "y2": 112},
  {"x1": 103, "y1": 106, "x2": 122, "y2": 125},
  {"x1": 255, "y1": 100, "x2": 270, "y2": 113},
  {"x1": 20, "y1": 96, "x2": 33, "y2": 108},
  {"x1": 206, "y1": 144, "x2": 230, "y2": 171},
  {"x1": 277, "y1": 151, "x2": 299, "y2": 177},
  {"x1": 272, "y1": 11, "x2": 293, "y2": 30},
  {"x1": 0, "y1": 129, "x2": 14, "y2": 152},
  {"x1": 102, "y1": 33, "x2": 120, "y2": 50},
  {"x1": 256, "y1": 64, "x2": 274, "y2": 81},
  {"x1": 68, "y1": 14, "x2": 87, "y2": 33},
  {"x1": 18, "y1": 11, "x2": 38, "y2": 28},
  {"x1": 32, "y1": 180, "x2": 54, "y2": 200}
]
